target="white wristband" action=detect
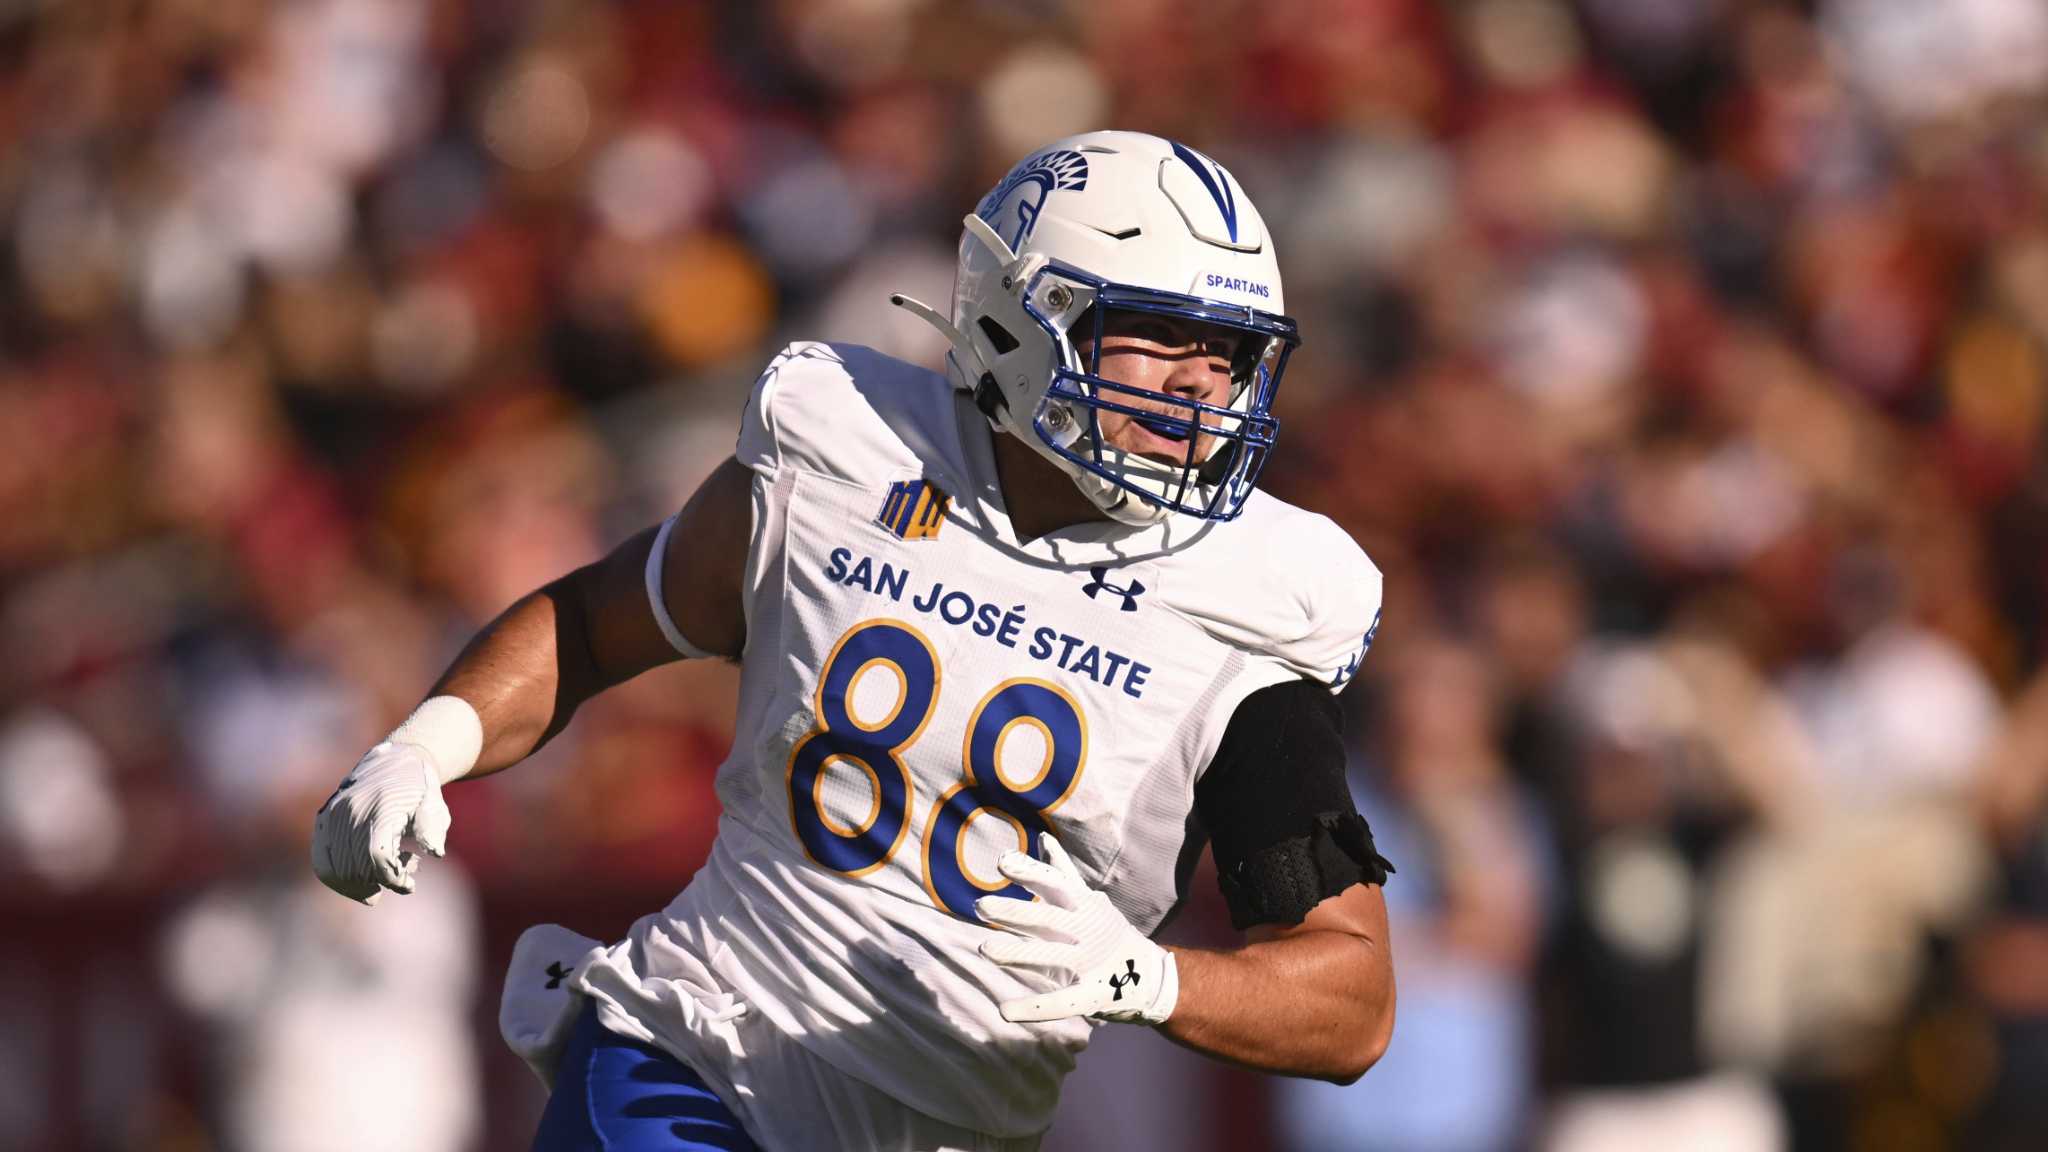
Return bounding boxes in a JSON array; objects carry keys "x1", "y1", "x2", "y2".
[
  {"x1": 388, "y1": 695, "x2": 485, "y2": 784},
  {"x1": 1152, "y1": 949, "x2": 1180, "y2": 1024}
]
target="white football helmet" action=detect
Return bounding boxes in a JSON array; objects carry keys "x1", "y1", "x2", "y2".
[{"x1": 893, "y1": 130, "x2": 1299, "y2": 523}]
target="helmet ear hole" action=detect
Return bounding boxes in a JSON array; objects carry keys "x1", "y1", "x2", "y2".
[{"x1": 975, "y1": 316, "x2": 1020, "y2": 356}]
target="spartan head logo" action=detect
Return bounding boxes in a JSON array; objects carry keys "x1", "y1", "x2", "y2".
[{"x1": 976, "y1": 149, "x2": 1090, "y2": 251}]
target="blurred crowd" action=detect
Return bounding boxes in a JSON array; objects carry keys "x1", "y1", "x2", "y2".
[{"x1": 1, "y1": 0, "x2": 2046, "y2": 1149}]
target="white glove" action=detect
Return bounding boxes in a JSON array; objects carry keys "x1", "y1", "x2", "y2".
[
  {"x1": 311, "y1": 741, "x2": 452, "y2": 905},
  {"x1": 976, "y1": 835, "x2": 1179, "y2": 1025},
  {"x1": 311, "y1": 697, "x2": 480, "y2": 905}
]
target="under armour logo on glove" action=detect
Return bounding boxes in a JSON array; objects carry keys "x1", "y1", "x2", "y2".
[
  {"x1": 1082, "y1": 567, "x2": 1146, "y2": 612},
  {"x1": 544, "y1": 961, "x2": 571, "y2": 989},
  {"x1": 976, "y1": 835, "x2": 1179, "y2": 1025},
  {"x1": 1108, "y1": 959, "x2": 1141, "y2": 1001}
]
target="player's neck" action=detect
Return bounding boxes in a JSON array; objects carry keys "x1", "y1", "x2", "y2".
[{"x1": 989, "y1": 427, "x2": 1112, "y2": 542}]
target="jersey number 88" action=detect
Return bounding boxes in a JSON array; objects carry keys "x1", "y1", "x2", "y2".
[{"x1": 786, "y1": 619, "x2": 1086, "y2": 923}]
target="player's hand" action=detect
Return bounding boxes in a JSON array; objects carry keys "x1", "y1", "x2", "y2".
[
  {"x1": 976, "y1": 835, "x2": 1179, "y2": 1026},
  {"x1": 310, "y1": 741, "x2": 453, "y2": 906}
]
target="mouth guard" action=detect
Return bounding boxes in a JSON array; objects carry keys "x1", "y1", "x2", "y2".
[{"x1": 1137, "y1": 416, "x2": 1192, "y2": 441}]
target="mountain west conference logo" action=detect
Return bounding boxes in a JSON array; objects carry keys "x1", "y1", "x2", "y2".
[
  {"x1": 976, "y1": 149, "x2": 1090, "y2": 250},
  {"x1": 877, "y1": 480, "x2": 949, "y2": 541}
]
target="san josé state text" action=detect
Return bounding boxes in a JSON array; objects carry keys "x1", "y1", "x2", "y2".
[{"x1": 823, "y1": 547, "x2": 1153, "y2": 699}]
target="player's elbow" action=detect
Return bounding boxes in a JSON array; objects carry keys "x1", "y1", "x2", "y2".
[
  {"x1": 1317, "y1": 1032, "x2": 1386, "y2": 1085},
  {"x1": 1337, "y1": 1015, "x2": 1395, "y2": 1084},
  {"x1": 1321, "y1": 972, "x2": 1395, "y2": 1085}
]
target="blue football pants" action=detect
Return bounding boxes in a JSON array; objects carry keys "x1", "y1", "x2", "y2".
[{"x1": 531, "y1": 1002, "x2": 760, "y2": 1151}]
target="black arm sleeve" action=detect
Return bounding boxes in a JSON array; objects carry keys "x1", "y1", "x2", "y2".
[{"x1": 1195, "y1": 679, "x2": 1395, "y2": 930}]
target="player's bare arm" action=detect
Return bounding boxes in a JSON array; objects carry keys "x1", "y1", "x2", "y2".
[
  {"x1": 309, "y1": 456, "x2": 752, "y2": 903},
  {"x1": 1163, "y1": 883, "x2": 1395, "y2": 1083},
  {"x1": 1167, "y1": 687, "x2": 1397, "y2": 1087},
  {"x1": 435, "y1": 456, "x2": 753, "y2": 776}
]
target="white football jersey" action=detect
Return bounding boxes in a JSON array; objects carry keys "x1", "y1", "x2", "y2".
[{"x1": 576, "y1": 342, "x2": 1382, "y2": 1138}]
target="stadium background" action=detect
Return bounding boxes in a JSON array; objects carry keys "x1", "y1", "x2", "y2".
[{"x1": 2, "y1": 0, "x2": 2047, "y2": 1149}]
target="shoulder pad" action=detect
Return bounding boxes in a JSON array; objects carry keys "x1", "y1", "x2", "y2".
[
  {"x1": 735, "y1": 342, "x2": 953, "y2": 481},
  {"x1": 1219, "y1": 502, "x2": 1383, "y2": 693}
]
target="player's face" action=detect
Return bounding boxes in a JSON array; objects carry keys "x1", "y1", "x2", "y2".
[{"x1": 1074, "y1": 311, "x2": 1245, "y2": 464}]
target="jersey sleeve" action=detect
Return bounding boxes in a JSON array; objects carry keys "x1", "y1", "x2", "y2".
[
  {"x1": 1186, "y1": 510, "x2": 1383, "y2": 784},
  {"x1": 1261, "y1": 512, "x2": 1384, "y2": 694},
  {"x1": 734, "y1": 341, "x2": 939, "y2": 483},
  {"x1": 735, "y1": 341, "x2": 829, "y2": 477}
]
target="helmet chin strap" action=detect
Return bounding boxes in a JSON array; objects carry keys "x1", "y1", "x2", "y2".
[{"x1": 1095, "y1": 484, "x2": 1172, "y2": 525}]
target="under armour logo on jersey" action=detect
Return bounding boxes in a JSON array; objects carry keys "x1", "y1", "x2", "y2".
[
  {"x1": 877, "y1": 480, "x2": 949, "y2": 541},
  {"x1": 544, "y1": 961, "x2": 571, "y2": 989},
  {"x1": 1082, "y1": 566, "x2": 1146, "y2": 611},
  {"x1": 1108, "y1": 959, "x2": 1141, "y2": 1001}
]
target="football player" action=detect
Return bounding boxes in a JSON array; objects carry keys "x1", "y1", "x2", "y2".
[{"x1": 313, "y1": 131, "x2": 1395, "y2": 1151}]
